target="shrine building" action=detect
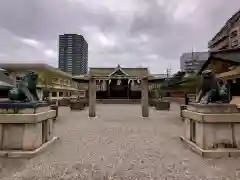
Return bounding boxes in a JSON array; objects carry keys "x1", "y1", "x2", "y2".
[{"x1": 73, "y1": 65, "x2": 166, "y2": 100}]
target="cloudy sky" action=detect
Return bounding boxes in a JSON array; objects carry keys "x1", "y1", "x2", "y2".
[{"x1": 0, "y1": 0, "x2": 239, "y2": 74}]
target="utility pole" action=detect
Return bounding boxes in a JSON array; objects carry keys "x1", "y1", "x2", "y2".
[
  {"x1": 166, "y1": 66, "x2": 171, "y2": 80},
  {"x1": 165, "y1": 65, "x2": 172, "y2": 97}
]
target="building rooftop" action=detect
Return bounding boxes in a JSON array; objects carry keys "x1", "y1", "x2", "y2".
[
  {"x1": 0, "y1": 70, "x2": 13, "y2": 89},
  {"x1": 89, "y1": 65, "x2": 149, "y2": 77},
  {"x1": 180, "y1": 52, "x2": 209, "y2": 61},
  {"x1": 199, "y1": 48, "x2": 240, "y2": 73},
  {"x1": 210, "y1": 48, "x2": 240, "y2": 63},
  {"x1": 0, "y1": 63, "x2": 73, "y2": 79}
]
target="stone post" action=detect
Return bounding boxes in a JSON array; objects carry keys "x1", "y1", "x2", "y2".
[
  {"x1": 141, "y1": 77, "x2": 149, "y2": 117},
  {"x1": 9, "y1": 72, "x2": 17, "y2": 87},
  {"x1": 49, "y1": 91, "x2": 52, "y2": 99},
  {"x1": 38, "y1": 89, "x2": 43, "y2": 101},
  {"x1": 89, "y1": 78, "x2": 96, "y2": 117}
]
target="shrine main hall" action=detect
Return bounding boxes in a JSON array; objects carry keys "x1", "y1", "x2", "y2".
[{"x1": 73, "y1": 65, "x2": 165, "y2": 100}]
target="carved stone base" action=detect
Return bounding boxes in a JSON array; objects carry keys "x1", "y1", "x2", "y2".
[
  {"x1": 155, "y1": 100, "x2": 170, "y2": 111},
  {"x1": 0, "y1": 136, "x2": 59, "y2": 158},
  {"x1": 0, "y1": 102, "x2": 57, "y2": 158},
  {"x1": 59, "y1": 99, "x2": 69, "y2": 106},
  {"x1": 180, "y1": 105, "x2": 187, "y2": 121},
  {"x1": 70, "y1": 102, "x2": 85, "y2": 110},
  {"x1": 182, "y1": 103, "x2": 240, "y2": 158},
  {"x1": 50, "y1": 105, "x2": 58, "y2": 120},
  {"x1": 181, "y1": 136, "x2": 240, "y2": 158}
]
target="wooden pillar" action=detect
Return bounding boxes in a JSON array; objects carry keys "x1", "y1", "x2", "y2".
[
  {"x1": 141, "y1": 77, "x2": 149, "y2": 117},
  {"x1": 89, "y1": 78, "x2": 96, "y2": 117}
]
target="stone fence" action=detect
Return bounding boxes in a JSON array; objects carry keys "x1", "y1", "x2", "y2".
[
  {"x1": 163, "y1": 94, "x2": 196, "y2": 105},
  {"x1": 163, "y1": 97, "x2": 185, "y2": 104}
]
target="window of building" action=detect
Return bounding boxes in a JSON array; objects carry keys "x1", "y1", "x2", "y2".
[
  {"x1": 52, "y1": 92, "x2": 57, "y2": 97},
  {"x1": 232, "y1": 40, "x2": 238, "y2": 47},
  {"x1": 230, "y1": 30, "x2": 238, "y2": 38}
]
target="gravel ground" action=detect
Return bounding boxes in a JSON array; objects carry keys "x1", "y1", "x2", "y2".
[{"x1": 1, "y1": 103, "x2": 240, "y2": 179}]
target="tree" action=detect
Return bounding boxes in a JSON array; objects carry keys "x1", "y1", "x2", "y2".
[
  {"x1": 180, "y1": 73, "x2": 201, "y2": 93},
  {"x1": 37, "y1": 71, "x2": 54, "y2": 100}
]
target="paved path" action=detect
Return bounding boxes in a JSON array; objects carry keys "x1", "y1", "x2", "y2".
[{"x1": 1, "y1": 104, "x2": 240, "y2": 179}]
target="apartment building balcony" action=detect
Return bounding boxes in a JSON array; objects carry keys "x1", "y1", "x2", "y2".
[
  {"x1": 208, "y1": 32, "x2": 228, "y2": 47},
  {"x1": 209, "y1": 37, "x2": 229, "y2": 51}
]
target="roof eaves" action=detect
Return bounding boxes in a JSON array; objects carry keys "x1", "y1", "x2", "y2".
[{"x1": 109, "y1": 66, "x2": 129, "y2": 76}]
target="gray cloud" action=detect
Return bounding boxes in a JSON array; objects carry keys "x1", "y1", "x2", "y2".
[{"x1": 0, "y1": 0, "x2": 239, "y2": 73}]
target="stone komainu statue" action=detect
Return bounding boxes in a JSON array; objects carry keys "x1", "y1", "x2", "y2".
[
  {"x1": 8, "y1": 71, "x2": 40, "y2": 102},
  {"x1": 196, "y1": 70, "x2": 229, "y2": 104}
]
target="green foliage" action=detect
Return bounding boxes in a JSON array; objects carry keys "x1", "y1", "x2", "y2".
[
  {"x1": 150, "y1": 88, "x2": 166, "y2": 99},
  {"x1": 180, "y1": 73, "x2": 201, "y2": 93},
  {"x1": 37, "y1": 71, "x2": 54, "y2": 90},
  {"x1": 160, "y1": 72, "x2": 201, "y2": 93}
]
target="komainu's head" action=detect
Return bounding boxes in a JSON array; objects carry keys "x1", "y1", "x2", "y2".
[
  {"x1": 200, "y1": 69, "x2": 218, "y2": 91},
  {"x1": 201, "y1": 69, "x2": 214, "y2": 79},
  {"x1": 27, "y1": 71, "x2": 38, "y2": 81}
]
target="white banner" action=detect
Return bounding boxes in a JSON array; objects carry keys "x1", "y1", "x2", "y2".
[{"x1": 117, "y1": 79, "x2": 121, "y2": 85}]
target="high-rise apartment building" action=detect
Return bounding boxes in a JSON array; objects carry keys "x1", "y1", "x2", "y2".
[
  {"x1": 58, "y1": 34, "x2": 88, "y2": 75},
  {"x1": 208, "y1": 10, "x2": 240, "y2": 51},
  {"x1": 180, "y1": 52, "x2": 209, "y2": 73}
]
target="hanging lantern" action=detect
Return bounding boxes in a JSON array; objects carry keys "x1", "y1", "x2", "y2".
[
  {"x1": 137, "y1": 79, "x2": 140, "y2": 84},
  {"x1": 128, "y1": 79, "x2": 131, "y2": 84},
  {"x1": 109, "y1": 79, "x2": 111, "y2": 84}
]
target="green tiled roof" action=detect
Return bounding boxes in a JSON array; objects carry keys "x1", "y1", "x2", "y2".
[{"x1": 89, "y1": 67, "x2": 149, "y2": 77}]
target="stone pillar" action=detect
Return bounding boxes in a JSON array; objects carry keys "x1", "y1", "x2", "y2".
[
  {"x1": 108, "y1": 80, "x2": 111, "y2": 99},
  {"x1": 37, "y1": 89, "x2": 43, "y2": 101},
  {"x1": 55, "y1": 91, "x2": 59, "y2": 106},
  {"x1": 227, "y1": 80, "x2": 232, "y2": 102},
  {"x1": 49, "y1": 91, "x2": 52, "y2": 100},
  {"x1": 141, "y1": 77, "x2": 149, "y2": 117},
  {"x1": 89, "y1": 78, "x2": 96, "y2": 117},
  {"x1": 9, "y1": 72, "x2": 17, "y2": 87}
]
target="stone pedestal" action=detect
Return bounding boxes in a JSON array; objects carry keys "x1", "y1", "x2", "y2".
[
  {"x1": 59, "y1": 98, "x2": 69, "y2": 106},
  {"x1": 149, "y1": 99, "x2": 155, "y2": 107},
  {"x1": 70, "y1": 100, "x2": 85, "y2": 110},
  {"x1": 181, "y1": 103, "x2": 240, "y2": 158},
  {"x1": 141, "y1": 78, "x2": 149, "y2": 117},
  {"x1": 0, "y1": 102, "x2": 58, "y2": 158},
  {"x1": 155, "y1": 100, "x2": 170, "y2": 111},
  {"x1": 180, "y1": 105, "x2": 187, "y2": 121},
  {"x1": 50, "y1": 104, "x2": 58, "y2": 120},
  {"x1": 89, "y1": 78, "x2": 96, "y2": 117}
]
